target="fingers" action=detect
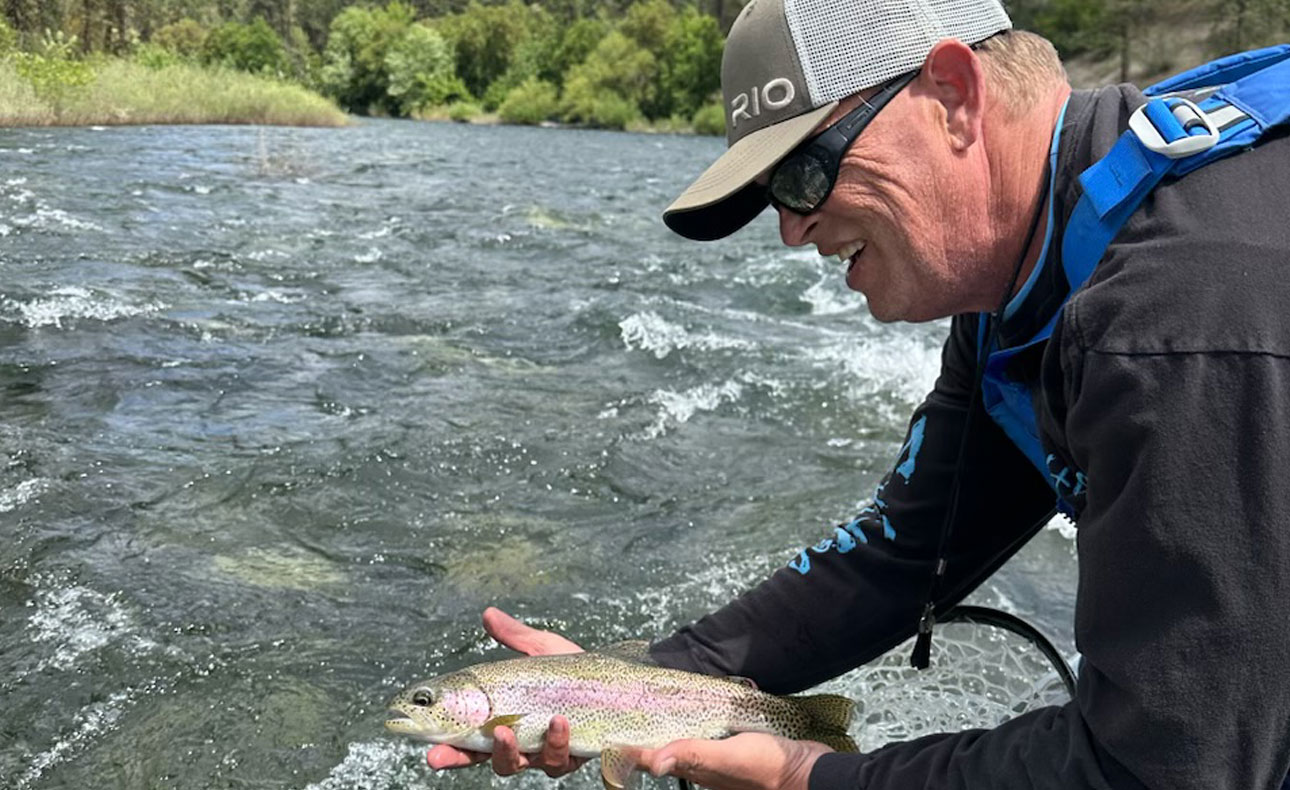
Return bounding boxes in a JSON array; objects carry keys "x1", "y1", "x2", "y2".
[
  {"x1": 482, "y1": 607, "x2": 584, "y2": 656},
  {"x1": 426, "y1": 744, "x2": 489, "y2": 770},
  {"x1": 490, "y1": 725, "x2": 528, "y2": 776},
  {"x1": 537, "y1": 716, "x2": 586, "y2": 777},
  {"x1": 426, "y1": 717, "x2": 586, "y2": 779}
]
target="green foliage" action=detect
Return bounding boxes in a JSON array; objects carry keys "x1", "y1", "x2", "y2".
[
  {"x1": 152, "y1": 19, "x2": 208, "y2": 58},
  {"x1": 434, "y1": 0, "x2": 546, "y2": 101},
  {"x1": 690, "y1": 100, "x2": 724, "y2": 136},
  {"x1": 202, "y1": 17, "x2": 289, "y2": 75},
  {"x1": 385, "y1": 22, "x2": 469, "y2": 114},
  {"x1": 320, "y1": 2, "x2": 416, "y2": 115},
  {"x1": 560, "y1": 30, "x2": 653, "y2": 127},
  {"x1": 1209, "y1": 0, "x2": 1290, "y2": 54},
  {"x1": 0, "y1": 16, "x2": 18, "y2": 56},
  {"x1": 549, "y1": 17, "x2": 607, "y2": 84},
  {"x1": 447, "y1": 99, "x2": 481, "y2": 121},
  {"x1": 285, "y1": 26, "x2": 322, "y2": 87},
  {"x1": 497, "y1": 76, "x2": 558, "y2": 124},
  {"x1": 10, "y1": 32, "x2": 95, "y2": 113},
  {"x1": 656, "y1": 6, "x2": 723, "y2": 119},
  {"x1": 620, "y1": 0, "x2": 676, "y2": 52},
  {"x1": 133, "y1": 42, "x2": 186, "y2": 69}
]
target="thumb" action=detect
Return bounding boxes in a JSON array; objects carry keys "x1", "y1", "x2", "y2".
[{"x1": 482, "y1": 607, "x2": 583, "y2": 656}]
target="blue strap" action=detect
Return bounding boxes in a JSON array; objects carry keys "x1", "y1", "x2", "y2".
[{"x1": 982, "y1": 44, "x2": 1290, "y2": 495}]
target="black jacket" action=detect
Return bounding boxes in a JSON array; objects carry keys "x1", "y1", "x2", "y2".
[{"x1": 649, "y1": 85, "x2": 1290, "y2": 789}]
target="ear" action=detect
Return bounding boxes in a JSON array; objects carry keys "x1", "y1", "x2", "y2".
[{"x1": 918, "y1": 39, "x2": 985, "y2": 151}]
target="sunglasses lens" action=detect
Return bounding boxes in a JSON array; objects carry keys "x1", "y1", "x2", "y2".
[{"x1": 769, "y1": 150, "x2": 834, "y2": 214}]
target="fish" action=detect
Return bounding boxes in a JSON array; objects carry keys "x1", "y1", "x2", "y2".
[{"x1": 385, "y1": 641, "x2": 857, "y2": 790}]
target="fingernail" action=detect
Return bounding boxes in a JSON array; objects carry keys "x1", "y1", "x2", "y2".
[{"x1": 652, "y1": 757, "x2": 676, "y2": 777}]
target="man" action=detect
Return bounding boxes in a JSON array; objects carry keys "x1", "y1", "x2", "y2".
[{"x1": 430, "y1": 0, "x2": 1290, "y2": 787}]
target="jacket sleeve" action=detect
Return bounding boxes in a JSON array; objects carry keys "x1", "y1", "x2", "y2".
[
  {"x1": 807, "y1": 301, "x2": 1290, "y2": 789},
  {"x1": 648, "y1": 314, "x2": 1057, "y2": 694}
]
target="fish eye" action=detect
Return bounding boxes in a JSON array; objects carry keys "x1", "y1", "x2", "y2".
[{"x1": 412, "y1": 688, "x2": 434, "y2": 707}]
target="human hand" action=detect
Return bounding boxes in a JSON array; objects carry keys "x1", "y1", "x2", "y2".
[
  {"x1": 637, "y1": 732, "x2": 833, "y2": 790},
  {"x1": 425, "y1": 607, "x2": 587, "y2": 778}
]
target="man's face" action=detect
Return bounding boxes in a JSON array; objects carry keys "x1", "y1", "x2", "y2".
[{"x1": 772, "y1": 80, "x2": 996, "y2": 323}]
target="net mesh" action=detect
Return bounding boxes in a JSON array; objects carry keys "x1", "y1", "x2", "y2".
[
  {"x1": 815, "y1": 618, "x2": 1074, "y2": 751},
  {"x1": 784, "y1": 0, "x2": 1011, "y2": 104}
]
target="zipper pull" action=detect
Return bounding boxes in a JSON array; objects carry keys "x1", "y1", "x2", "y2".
[{"x1": 911, "y1": 602, "x2": 935, "y2": 669}]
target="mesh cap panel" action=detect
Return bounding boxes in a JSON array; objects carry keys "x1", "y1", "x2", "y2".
[{"x1": 786, "y1": 0, "x2": 1012, "y2": 104}]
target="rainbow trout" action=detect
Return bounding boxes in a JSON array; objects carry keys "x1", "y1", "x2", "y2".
[{"x1": 385, "y1": 642, "x2": 856, "y2": 790}]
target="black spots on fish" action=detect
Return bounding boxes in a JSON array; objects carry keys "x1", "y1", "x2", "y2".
[{"x1": 412, "y1": 688, "x2": 434, "y2": 706}]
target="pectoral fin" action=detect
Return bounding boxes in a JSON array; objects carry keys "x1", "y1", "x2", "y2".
[
  {"x1": 600, "y1": 745, "x2": 641, "y2": 790},
  {"x1": 480, "y1": 714, "x2": 526, "y2": 735}
]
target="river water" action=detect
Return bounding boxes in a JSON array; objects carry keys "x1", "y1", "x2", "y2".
[{"x1": 0, "y1": 119, "x2": 1076, "y2": 789}]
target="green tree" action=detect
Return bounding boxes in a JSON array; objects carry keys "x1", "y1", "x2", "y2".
[
  {"x1": 0, "y1": 13, "x2": 16, "y2": 54},
  {"x1": 497, "y1": 75, "x2": 559, "y2": 124},
  {"x1": 152, "y1": 18, "x2": 208, "y2": 56},
  {"x1": 434, "y1": 0, "x2": 536, "y2": 99},
  {"x1": 203, "y1": 16, "x2": 289, "y2": 74},
  {"x1": 319, "y1": 2, "x2": 415, "y2": 114},
  {"x1": 1209, "y1": 0, "x2": 1290, "y2": 54},
  {"x1": 547, "y1": 16, "x2": 606, "y2": 85},
  {"x1": 385, "y1": 21, "x2": 468, "y2": 113},
  {"x1": 560, "y1": 29, "x2": 652, "y2": 127},
  {"x1": 656, "y1": 5, "x2": 722, "y2": 118}
]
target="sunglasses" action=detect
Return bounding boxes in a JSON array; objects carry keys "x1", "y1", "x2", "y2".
[{"x1": 766, "y1": 70, "x2": 919, "y2": 215}]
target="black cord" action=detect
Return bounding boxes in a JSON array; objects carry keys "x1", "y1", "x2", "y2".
[
  {"x1": 677, "y1": 779, "x2": 693, "y2": 790},
  {"x1": 910, "y1": 159, "x2": 1052, "y2": 670},
  {"x1": 941, "y1": 604, "x2": 1077, "y2": 697}
]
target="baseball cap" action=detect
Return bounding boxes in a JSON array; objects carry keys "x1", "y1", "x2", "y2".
[{"x1": 663, "y1": 0, "x2": 1012, "y2": 241}]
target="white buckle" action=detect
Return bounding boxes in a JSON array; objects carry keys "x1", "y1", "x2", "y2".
[{"x1": 1128, "y1": 97, "x2": 1220, "y2": 159}]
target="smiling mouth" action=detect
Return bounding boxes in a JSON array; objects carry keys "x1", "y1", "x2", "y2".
[{"x1": 836, "y1": 241, "x2": 866, "y2": 270}]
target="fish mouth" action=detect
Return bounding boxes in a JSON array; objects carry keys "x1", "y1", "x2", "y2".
[{"x1": 384, "y1": 709, "x2": 419, "y2": 733}]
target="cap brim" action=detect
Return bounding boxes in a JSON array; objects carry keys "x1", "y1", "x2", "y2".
[{"x1": 663, "y1": 102, "x2": 837, "y2": 241}]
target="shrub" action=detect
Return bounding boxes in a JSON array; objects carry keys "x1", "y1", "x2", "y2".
[
  {"x1": 133, "y1": 42, "x2": 185, "y2": 70},
  {"x1": 320, "y1": 3, "x2": 415, "y2": 115},
  {"x1": 385, "y1": 23, "x2": 469, "y2": 115},
  {"x1": 203, "y1": 18, "x2": 289, "y2": 75},
  {"x1": 657, "y1": 7, "x2": 723, "y2": 119},
  {"x1": 0, "y1": 16, "x2": 18, "y2": 56},
  {"x1": 447, "y1": 99, "x2": 481, "y2": 122},
  {"x1": 497, "y1": 76, "x2": 558, "y2": 124},
  {"x1": 691, "y1": 101, "x2": 725, "y2": 136},
  {"x1": 152, "y1": 18, "x2": 207, "y2": 58},
  {"x1": 435, "y1": 0, "x2": 548, "y2": 99},
  {"x1": 560, "y1": 31, "x2": 652, "y2": 126},
  {"x1": 11, "y1": 33, "x2": 93, "y2": 114}
]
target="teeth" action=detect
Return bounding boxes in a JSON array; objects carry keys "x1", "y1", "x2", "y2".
[{"x1": 836, "y1": 241, "x2": 866, "y2": 264}]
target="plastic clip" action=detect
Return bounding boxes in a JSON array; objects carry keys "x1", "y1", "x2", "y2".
[{"x1": 1128, "y1": 97, "x2": 1220, "y2": 159}]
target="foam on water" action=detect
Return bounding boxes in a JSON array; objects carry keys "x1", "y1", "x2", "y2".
[
  {"x1": 808, "y1": 332, "x2": 941, "y2": 408},
  {"x1": 641, "y1": 380, "x2": 744, "y2": 440},
  {"x1": 1045, "y1": 514, "x2": 1077, "y2": 541},
  {"x1": 17, "y1": 690, "x2": 133, "y2": 789},
  {"x1": 799, "y1": 275, "x2": 860, "y2": 316},
  {"x1": 1, "y1": 286, "x2": 165, "y2": 329},
  {"x1": 0, "y1": 477, "x2": 48, "y2": 512},
  {"x1": 28, "y1": 583, "x2": 157, "y2": 672},
  {"x1": 302, "y1": 741, "x2": 431, "y2": 790},
  {"x1": 619, "y1": 311, "x2": 755, "y2": 359}
]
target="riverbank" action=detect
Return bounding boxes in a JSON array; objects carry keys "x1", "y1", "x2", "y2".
[{"x1": 0, "y1": 59, "x2": 348, "y2": 127}]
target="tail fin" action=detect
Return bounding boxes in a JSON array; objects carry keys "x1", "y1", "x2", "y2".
[{"x1": 789, "y1": 694, "x2": 858, "y2": 753}]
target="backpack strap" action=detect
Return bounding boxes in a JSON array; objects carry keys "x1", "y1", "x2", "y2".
[{"x1": 1062, "y1": 44, "x2": 1290, "y2": 292}]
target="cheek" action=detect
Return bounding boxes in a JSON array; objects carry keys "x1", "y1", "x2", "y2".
[{"x1": 441, "y1": 690, "x2": 491, "y2": 728}]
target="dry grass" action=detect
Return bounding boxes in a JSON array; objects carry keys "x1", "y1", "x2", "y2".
[{"x1": 0, "y1": 59, "x2": 349, "y2": 127}]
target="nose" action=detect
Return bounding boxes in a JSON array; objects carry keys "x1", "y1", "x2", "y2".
[{"x1": 776, "y1": 205, "x2": 817, "y2": 247}]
